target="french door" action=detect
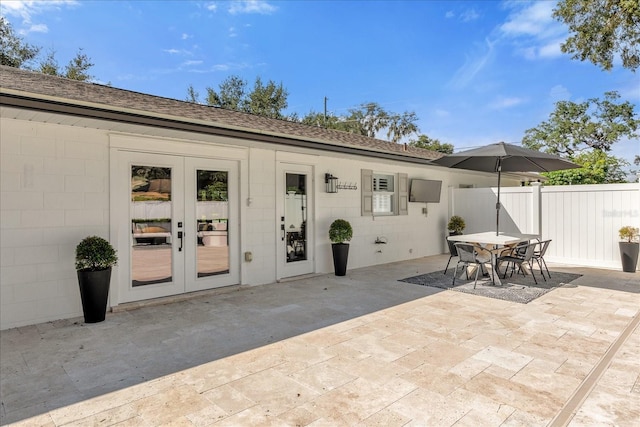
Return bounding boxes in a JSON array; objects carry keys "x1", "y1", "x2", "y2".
[
  {"x1": 115, "y1": 151, "x2": 239, "y2": 303},
  {"x1": 276, "y1": 163, "x2": 314, "y2": 279}
]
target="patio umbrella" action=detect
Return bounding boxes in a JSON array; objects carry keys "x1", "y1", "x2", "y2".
[{"x1": 431, "y1": 142, "x2": 579, "y2": 235}]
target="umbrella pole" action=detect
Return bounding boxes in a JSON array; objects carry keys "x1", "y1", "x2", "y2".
[{"x1": 496, "y1": 161, "x2": 501, "y2": 236}]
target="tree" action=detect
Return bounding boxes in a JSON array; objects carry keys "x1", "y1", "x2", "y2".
[
  {"x1": 300, "y1": 102, "x2": 419, "y2": 143},
  {"x1": 542, "y1": 150, "x2": 629, "y2": 184},
  {"x1": 522, "y1": 91, "x2": 638, "y2": 184},
  {"x1": 553, "y1": 0, "x2": 640, "y2": 71},
  {"x1": 244, "y1": 77, "x2": 288, "y2": 119},
  {"x1": 0, "y1": 16, "x2": 40, "y2": 68},
  {"x1": 522, "y1": 91, "x2": 639, "y2": 156},
  {"x1": 194, "y1": 75, "x2": 289, "y2": 119},
  {"x1": 64, "y1": 48, "x2": 94, "y2": 81},
  {"x1": 206, "y1": 75, "x2": 247, "y2": 110},
  {"x1": 186, "y1": 84, "x2": 200, "y2": 103},
  {"x1": 38, "y1": 48, "x2": 94, "y2": 81},
  {"x1": 409, "y1": 135, "x2": 454, "y2": 154}
]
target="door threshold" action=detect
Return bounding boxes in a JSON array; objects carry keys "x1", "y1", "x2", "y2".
[
  {"x1": 277, "y1": 272, "x2": 324, "y2": 283},
  {"x1": 111, "y1": 285, "x2": 245, "y2": 313}
]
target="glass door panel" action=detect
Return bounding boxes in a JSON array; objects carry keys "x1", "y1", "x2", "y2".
[
  {"x1": 285, "y1": 173, "x2": 307, "y2": 263},
  {"x1": 276, "y1": 163, "x2": 314, "y2": 280},
  {"x1": 131, "y1": 165, "x2": 173, "y2": 286},
  {"x1": 196, "y1": 169, "x2": 229, "y2": 277},
  {"x1": 184, "y1": 157, "x2": 239, "y2": 293}
]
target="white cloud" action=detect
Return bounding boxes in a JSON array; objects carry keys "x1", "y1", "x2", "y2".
[
  {"x1": 25, "y1": 23, "x2": 48, "y2": 33},
  {"x1": 182, "y1": 60, "x2": 203, "y2": 67},
  {"x1": 1, "y1": 0, "x2": 77, "y2": 22},
  {"x1": 1, "y1": 0, "x2": 77, "y2": 34},
  {"x1": 229, "y1": 26, "x2": 238, "y2": 37},
  {"x1": 228, "y1": 0, "x2": 277, "y2": 15},
  {"x1": 444, "y1": 8, "x2": 479, "y2": 22},
  {"x1": 461, "y1": 8, "x2": 479, "y2": 22},
  {"x1": 499, "y1": 2, "x2": 567, "y2": 61},
  {"x1": 449, "y1": 38, "x2": 496, "y2": 90},
  {"x1": 538, "y1": 39, "x2": 564, "y2": 58},
  {"x1": 488, "y1": 96, "x2": 526, "y2": 110},
  {"x1": 181, "y1": 33, "x2": 191, "y2": 40},
  {"x1": 206, "y1": 2, "x2": 217, "y2": 12},
  {"x1": 500, "y1": 2, "x2": 555, "y2": 37}
]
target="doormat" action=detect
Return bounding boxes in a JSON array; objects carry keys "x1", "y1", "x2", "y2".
[{"x1": 399, "y1": 269, "x2": 582, "y2": 304}]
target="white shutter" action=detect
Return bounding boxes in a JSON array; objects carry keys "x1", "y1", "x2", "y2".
[
  {"x1": 398, "y1": 173, "x2": 408, "y2": 215},
  {"x1": 361, "y1": 169, "x2": 373, "y2": 216}
]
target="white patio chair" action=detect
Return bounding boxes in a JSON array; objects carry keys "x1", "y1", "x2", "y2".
[
  {"x1": 497, "y1": 241, "x2": 539, "y2": 285},
  {"x1": 533, "y1": 239, "x2": 552, "y2": 279},
  {"x1": 444, "y1": 238, "x2": 459, "y2": 275},
  {"x1": 452, "y1": 243, "x2": 493, "y2": 289}
]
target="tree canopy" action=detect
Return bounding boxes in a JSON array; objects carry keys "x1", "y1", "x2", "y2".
[
  {"x1": 38, "y1": 48, "x2": 94, "y2": 81},
  {"x1": 554, "y1": 0, "x2": 640, "y2": 71},
  {"x1": 1, "y1": 15, "x2": 95, "y2": 81},
  {"x1": 188, "y1": 75, "x2": 289, "y2": 119},
  {"x1": 300, "y1": 102, "x2": 419, "y2": 143},
  {"x1": 0, "y1": 16, "x2": 39, "y2": 68},
  {"x1": 542, "y1": 150, "x2": 629, "y2": 184},
  {"x1": 408, "y1": 135, "x2": 454, "y2": 154},
  {"x1": 522, "y1": 91, "x2": 638, "y2": 184},
  {"x1": 522, "y1": 91, "x2": 639, "y2": 156}
]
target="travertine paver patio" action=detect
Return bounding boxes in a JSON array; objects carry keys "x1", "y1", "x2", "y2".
[{"x1": 1, "y1": 255, "x2": 638, "y2": 426}]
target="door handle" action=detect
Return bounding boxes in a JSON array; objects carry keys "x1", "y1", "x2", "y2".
[
  {"x1": 178, "y1": 231, "x2": 183, "y2": 252},
  {"x1": 280, "y1": 224, "x2": 285, "y2": 241}
]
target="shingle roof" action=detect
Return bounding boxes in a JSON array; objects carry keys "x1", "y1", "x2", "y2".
[{"x1": 0, "y1": 65, "x2": 442, "y2": 162}]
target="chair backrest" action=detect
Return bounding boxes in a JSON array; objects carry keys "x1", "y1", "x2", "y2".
[
  {"x1": 455, "y1": 243, "x2": 476, "y2": 263},
  {"x1": 514, "y1": 241, "x2": 528, "y2": 256},
  {"x1": 447, "y1": 238, "x2": 459, "y2": 256},
  {"x1": 520, "y1": 242, "x2": 537, "y2": 261},
  {"x1": 537, "y1": 239, "x2": 551, "y2": 256}
]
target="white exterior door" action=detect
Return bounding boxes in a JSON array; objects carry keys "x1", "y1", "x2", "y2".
[
  {"x1": 115, "y1": 151, "x2": 239, "y2": 304},
  {"x1": 276, "y1": 163, "x2": 314, "y2": 279}
]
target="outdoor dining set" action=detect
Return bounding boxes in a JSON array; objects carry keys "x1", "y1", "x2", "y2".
[{"x1": 444, "y1": 232, "x2": 552, "y2": 288}]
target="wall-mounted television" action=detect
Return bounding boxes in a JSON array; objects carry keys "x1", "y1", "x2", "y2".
[{"x1": 409, "y1": 179, "x2": 442, "y2": 203}]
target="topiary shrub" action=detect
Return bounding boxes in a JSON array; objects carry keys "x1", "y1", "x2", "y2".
[
  {"x1": 75, "y1": 236, "x2": 118, "y2": 271},
  {"x1": 447, "y1": 215, "x2": 466, "y2": 234},
  {"x1": 329, "y1": 219, "x2": 353, "y2": 244}
]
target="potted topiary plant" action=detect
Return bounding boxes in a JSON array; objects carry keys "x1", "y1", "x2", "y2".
[
  {"x1": 75, "y1": 236, "x2": 118, "y2": 323},
  {"x1": 618, "y1": 226, "x2": 639, "y2": 273},
  {"x1": 447, "y1": 215, "x2": 466, "y2": 236},
  {"x1": 329, "y1": 219, "x2": 353, "y2": 276}
]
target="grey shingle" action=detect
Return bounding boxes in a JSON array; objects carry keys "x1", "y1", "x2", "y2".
[{"x1": 0, "y1": 65, "x2": 441, "y2": 161}]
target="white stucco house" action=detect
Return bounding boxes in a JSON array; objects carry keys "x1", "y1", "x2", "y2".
[{"x1": 0, "y1": 66, "x2": 521, "y2": 330}]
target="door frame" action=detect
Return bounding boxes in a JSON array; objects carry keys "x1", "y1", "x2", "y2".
[
  {"x1": 109, "y1": 134, "x2": 247, "y2": 306},
  {"x1": 276, "y1": 162, "x2": 315, "y2": 280}
]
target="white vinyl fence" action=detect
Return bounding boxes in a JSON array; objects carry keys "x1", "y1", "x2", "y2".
[{"x1": 451, "y1": 182, "x2": 640, "y2": 269}]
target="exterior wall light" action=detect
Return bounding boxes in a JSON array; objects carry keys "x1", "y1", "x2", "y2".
[{"x1": 325, "y1": 173, "x2": 338, "y2": 193}]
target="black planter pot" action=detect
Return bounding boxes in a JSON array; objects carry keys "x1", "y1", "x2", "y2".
[
  {"x1": 331, "y1": 243, "x2": 350, "y2": 276},
  {"x1": 619, "y1": 242, "x2": 639, "y2": 273},
  {"x1": 77, "y1": 268, "x2": 112, "y2": 323},
  {"x1": 449, "y1": 231, "x2": 463, "y2": 236}
]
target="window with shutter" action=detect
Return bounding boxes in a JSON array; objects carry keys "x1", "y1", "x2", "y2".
[
  {"x1": 373, "y1": 173, "x2": 395, "y2": 215},
  {"x1": 362, "y1": 170, "x2": 408, "y2": 216}
]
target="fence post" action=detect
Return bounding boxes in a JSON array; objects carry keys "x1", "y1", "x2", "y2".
[{"x1": 530, "y1": 182, "x2": 542, "y2": 236}]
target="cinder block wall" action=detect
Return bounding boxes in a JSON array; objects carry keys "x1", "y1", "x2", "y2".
[
  {"x1": 1, "y1": 118, "x2": 110, "y2": 329},
  {"x1": 1, "y1": 116, "x2": 512, "y2": 329}
]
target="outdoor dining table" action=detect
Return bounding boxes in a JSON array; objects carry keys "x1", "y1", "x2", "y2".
[{"x1": 447, "y1": 231, "x2": 540, "y2": 286}]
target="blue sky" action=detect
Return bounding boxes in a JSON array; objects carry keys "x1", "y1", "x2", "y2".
[{"x1": 2, "y1": 0, "x2": 638, "y2": 168}]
